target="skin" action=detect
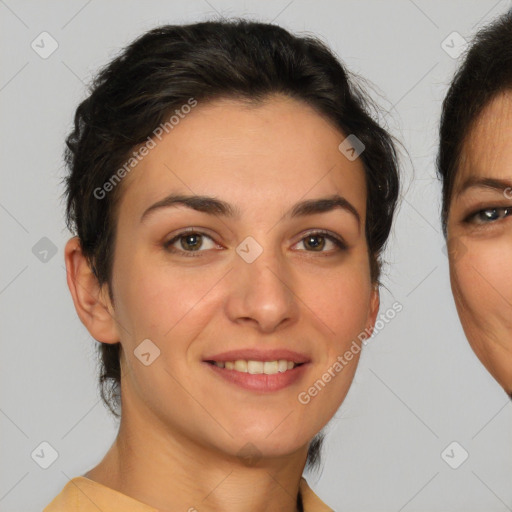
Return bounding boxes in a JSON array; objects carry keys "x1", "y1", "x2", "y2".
[
  {"x1": 447, "y1": 90, "x2": 512, "y2": 396},
  {"x1": 65, "y1": 94, "x2": 379, "y2": 512}
]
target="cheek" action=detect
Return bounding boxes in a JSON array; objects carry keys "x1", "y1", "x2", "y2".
[
  {"x1": 451, "y1": 240, "x2": 512, "y2": 327},
  {"x1": 113, "y1": 245, "x2": 373, "y2": 353},
  {"x1": 112, "y1": 249, "x2": 218, "y2": 344},
  {"x1": 296, "y1": 262, "x2": 373, "y2": 349},
  {"x1": 134, "y1": 274, "x2": 219, "y2": 342}
]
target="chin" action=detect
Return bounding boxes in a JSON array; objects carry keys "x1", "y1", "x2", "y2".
[{"x1": 214, "y1": 426, "x2": 312, "y2": 462}]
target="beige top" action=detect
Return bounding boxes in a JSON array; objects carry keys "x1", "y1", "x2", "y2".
[{"x1": 43, "y1": 475, "x2": 334, "y2": 511}]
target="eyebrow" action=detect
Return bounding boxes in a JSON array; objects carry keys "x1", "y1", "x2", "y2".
[
  {"x1": 457, "y1": 177, "x2": 512, "y2": 194},
  {"x1": 140, "y1": 193, "x2": 361, "y2": 226}
]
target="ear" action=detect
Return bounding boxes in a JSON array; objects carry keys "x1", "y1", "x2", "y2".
[
  {"x1": 64, "y1": 236, "x2": 119, "y2": 344},
  {"x1": 364, "y1": 285, "x2": 380, "y2": 339}
]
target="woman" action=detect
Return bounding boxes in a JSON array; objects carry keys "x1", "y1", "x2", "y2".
[
  {"x1": 44, "y1": 18, "x2": 399, "y2": 511},
  {"x1": 438, "y1": 10, "x2": 512, "y2": 398}
]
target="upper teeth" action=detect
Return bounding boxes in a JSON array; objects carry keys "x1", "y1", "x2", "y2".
[{"x1": 213, "y1": 360, "x2": 296, "y2": 374}]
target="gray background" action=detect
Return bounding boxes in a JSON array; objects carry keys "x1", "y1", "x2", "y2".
[{"x1": 1, "y1": 1, "x2": 512, "y2": 510}]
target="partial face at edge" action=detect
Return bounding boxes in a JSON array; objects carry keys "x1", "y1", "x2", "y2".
[
  {"x1": 103, "y1": 95, "x2": 379, "y2": 459},
  {"x1": 447, "y1": 90, "x2": 512, "y2": 395}
]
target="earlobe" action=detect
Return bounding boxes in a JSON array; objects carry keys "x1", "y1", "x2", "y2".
[
  {"x1": 64, "y1": 236, "x2": 119, "y2": 344},
  {"x1": 365, "y1": 285, "x2": 380, "y2": 339}
]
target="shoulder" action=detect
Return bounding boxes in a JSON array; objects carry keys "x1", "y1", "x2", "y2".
[
  {"x1": 43, "y1": 476, "x2": 158, "y2": 512},
  {"x1": 299, "y1": 476, "x2": 335, "y2": 512}
]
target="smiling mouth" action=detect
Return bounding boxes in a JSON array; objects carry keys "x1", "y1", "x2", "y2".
[{"x1": 206, "y1": 360, "x2": 303, "y2": 375}]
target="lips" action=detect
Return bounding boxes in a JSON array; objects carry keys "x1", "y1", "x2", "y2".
[{"x1": 203, "y1": 349, "x2": 310, "y2": 392}]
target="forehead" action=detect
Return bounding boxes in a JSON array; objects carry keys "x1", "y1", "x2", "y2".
[
  {"x1": 457, "y1": 91, "x2": 512, "y2": 182},
  {"x1": 118, "y1": 95, "x2": 367, "y2": 221}
]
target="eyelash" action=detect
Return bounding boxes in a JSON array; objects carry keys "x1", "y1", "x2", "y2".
[
  {"x1": 163, "y1": 229, "x2": 347, "y2": 257},
  {"x1": 464, "y1": 206, "x2": 512, "y2": 225}
]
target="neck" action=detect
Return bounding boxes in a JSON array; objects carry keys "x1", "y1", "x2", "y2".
[{"x1": 85, "y1": 395, "x2": 308, "y2": 512}]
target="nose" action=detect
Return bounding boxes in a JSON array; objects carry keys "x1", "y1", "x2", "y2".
[{"x1": 224, "y1": 241, "x2": 299, "y2": 333}]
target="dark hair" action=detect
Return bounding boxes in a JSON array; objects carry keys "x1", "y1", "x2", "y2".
[
  {"x1": 437, "y1": 9, "x2": 512, "y2": 233},
  {"x1": 63, "y1": 18, "x2": 399, "y2": 470}
]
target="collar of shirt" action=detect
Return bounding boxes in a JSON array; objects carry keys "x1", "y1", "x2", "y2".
[{"x1": 43, "y1": 475, "x2": 334, "y2": 512}]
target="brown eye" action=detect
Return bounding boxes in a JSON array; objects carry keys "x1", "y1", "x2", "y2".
[
  {"x1": 179, "y1": 233, "x2": 203, "y2": 251},
  {"x1": 164, "y1": 231, "x2": 218, "y2": 256},
  {"x1": 303, "y1": 234, "x2": 326, "y2": 251},
  {"x1": 294, "y1": 231, "x2": 347, "y2": 252}
]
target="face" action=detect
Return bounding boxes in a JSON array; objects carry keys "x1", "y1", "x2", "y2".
[
  {"x1": 447, "y1": 91, "x2": 512, "y2": 395},
  {"x1": 74, "y1": 95, "x2": 379, "y2": 461}
]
